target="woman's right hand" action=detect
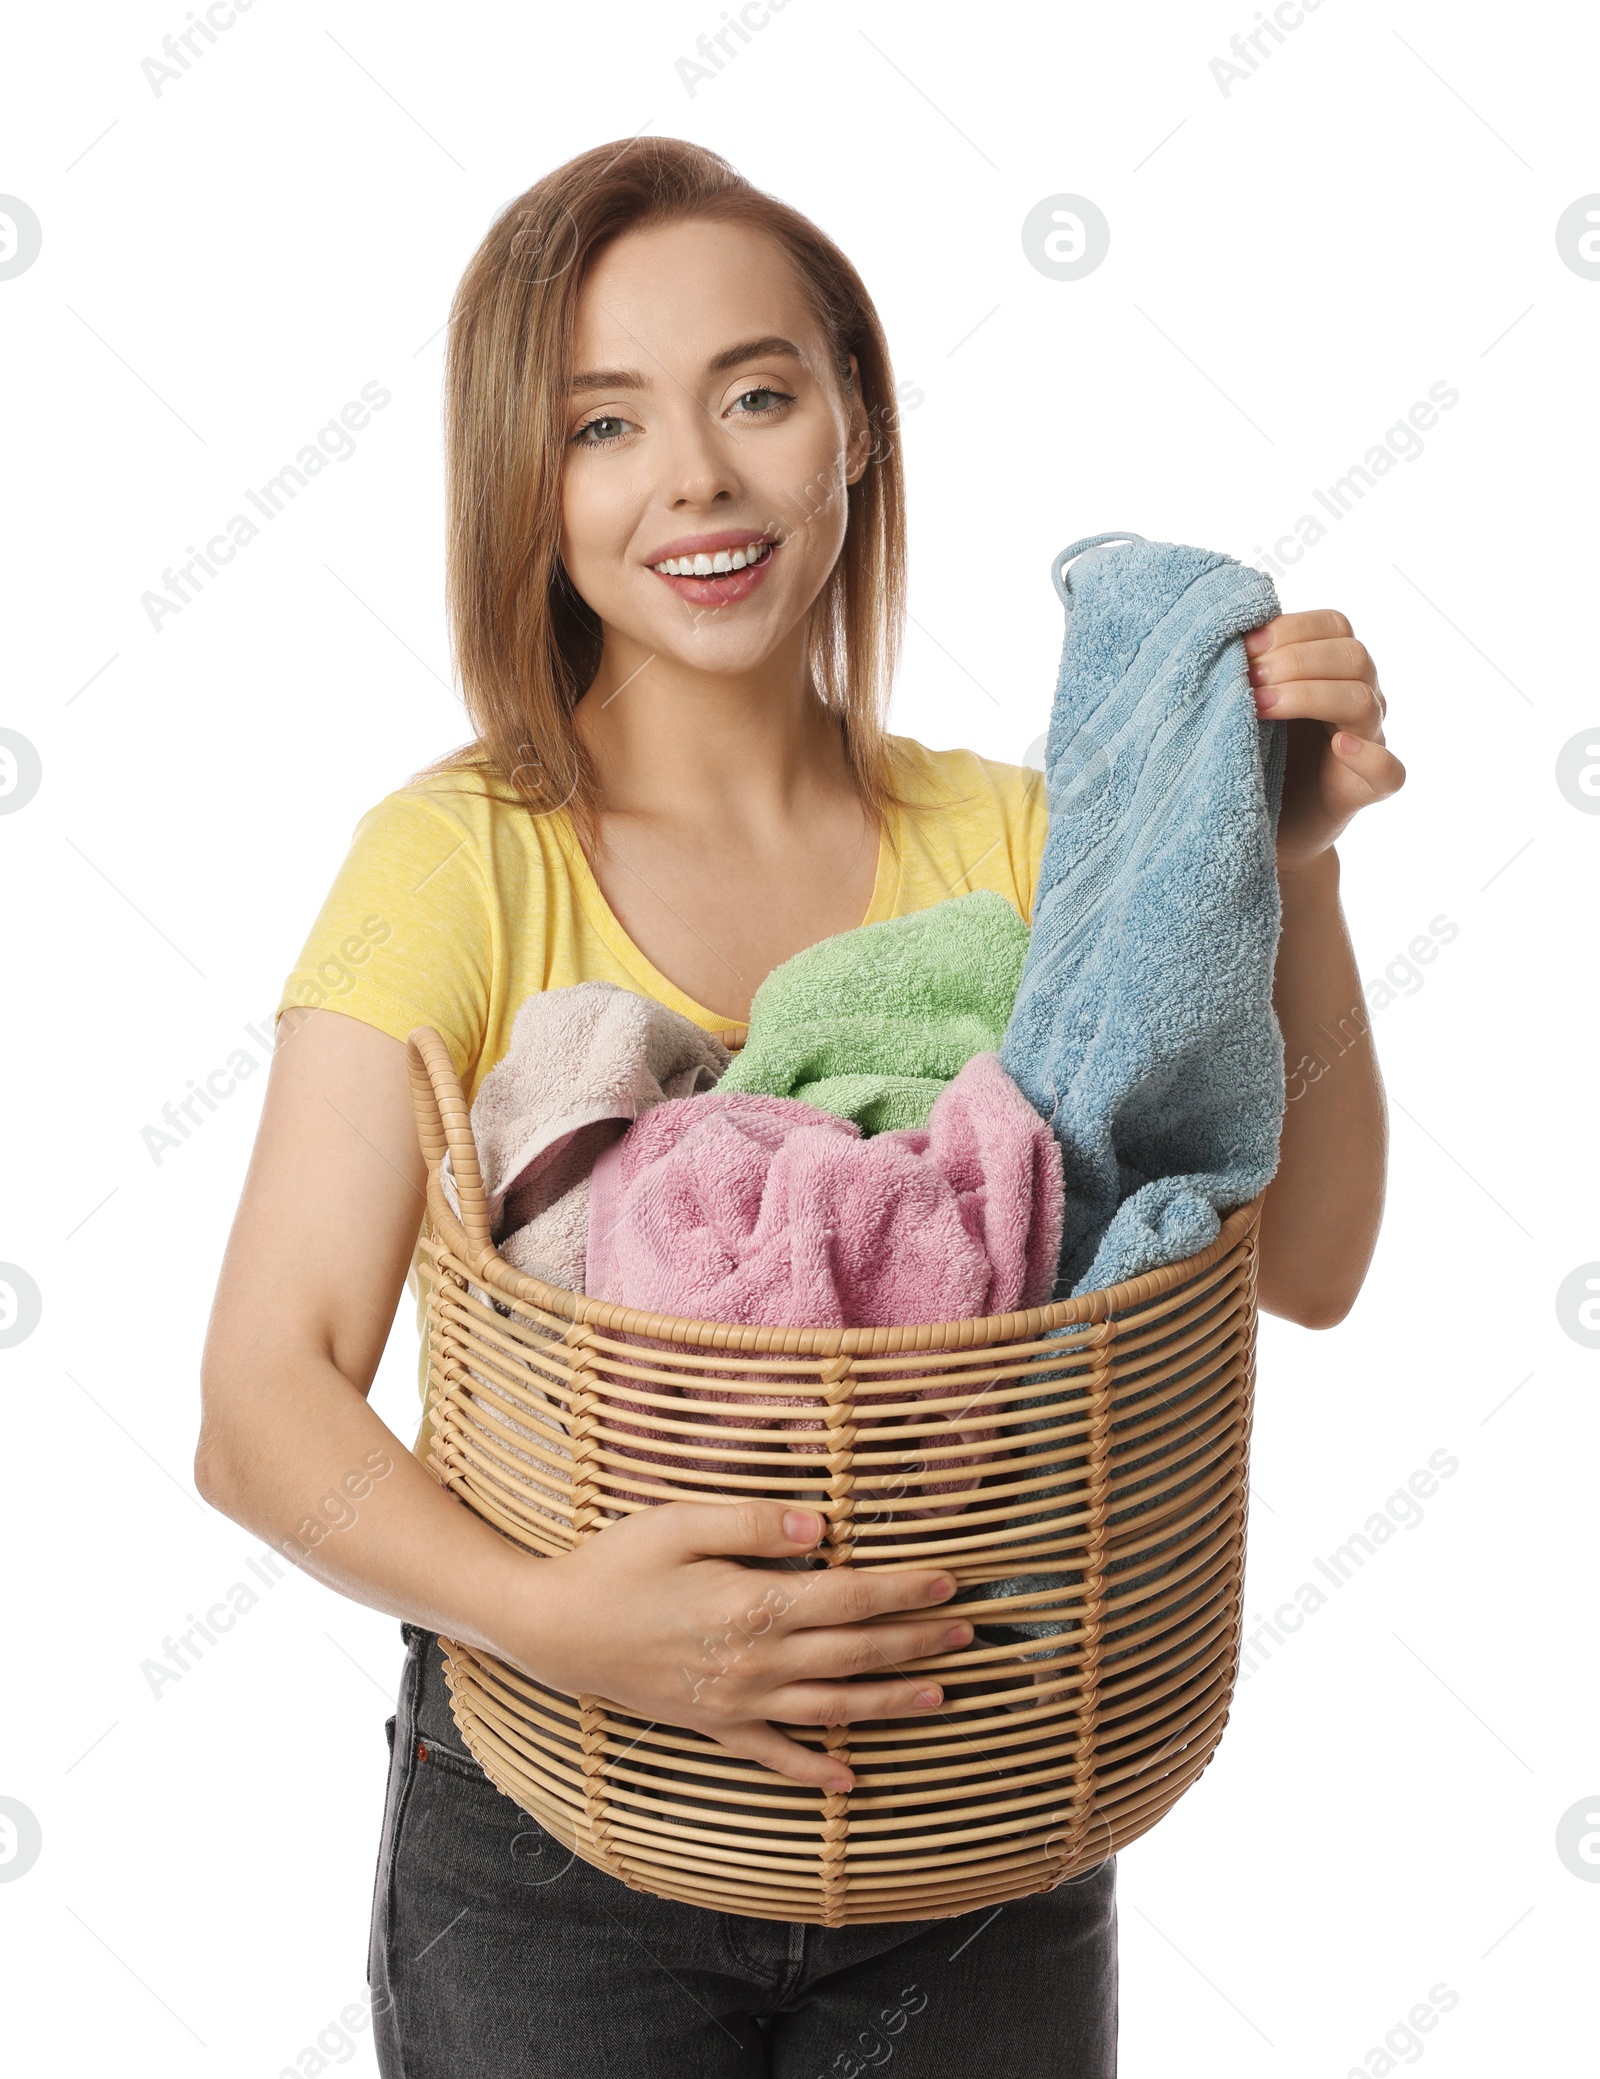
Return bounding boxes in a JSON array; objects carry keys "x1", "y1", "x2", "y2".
[{"x1": 504, "y1": 1500, "x2": 973, "y2": 1790}]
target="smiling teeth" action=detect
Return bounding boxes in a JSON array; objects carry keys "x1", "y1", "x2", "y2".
[{"x1": 653, "y1": 541, "x2": 773, "y2": 576}]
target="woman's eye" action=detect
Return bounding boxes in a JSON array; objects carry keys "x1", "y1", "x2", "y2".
[
  {"x1": 573, "y1": 415, "x2": 630, "y2": 446},
  {"x1": 573, "y1": 390, "x2": 792, "y2": 446}
]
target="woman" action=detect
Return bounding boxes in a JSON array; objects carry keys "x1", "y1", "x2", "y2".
[{"x1": 196, "y1": 137, "x2": 1400, "y2": 2075}]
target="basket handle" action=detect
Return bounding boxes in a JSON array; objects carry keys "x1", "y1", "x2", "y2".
[{"x1": 406, "y1": 1026, "x2": 493, "y2": 1254}]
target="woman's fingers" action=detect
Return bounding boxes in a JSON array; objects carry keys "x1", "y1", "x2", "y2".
[
  {"x1": 702, "y1": 1670, "x2": 955, "y2": 1788},
  {"x1": 1328, "y1": 733, "x2": 1407, "y2": 802},
  {"x1": 645, "y1": 1502, "x2": 960, "y2": 1617},
  {"x1": 782, "y1": 1616, "x2": 974, "y2": 1679},
  {"x1": 1245, "y1": 608, "x2": 1353, "y2": 653},
  {"x1": 645, "y1": 1496, "x2": 829, "y2": 1562},
  {"x1": 776, "y1": 1563, "x2": 959, "y2": 1631},
  {"x1": 1248, "y1": 634, "x2": 1376, "y2": 689},
  {"x1": 712, "y1": 1720, "x2": 858, "y2": 1792},
  {"x1": 765, "y1": 1676, "x2": 950, "y2": 1728},
  {"x1": 1253, "y1": 678, "x2": 1385, "y2": 735}
]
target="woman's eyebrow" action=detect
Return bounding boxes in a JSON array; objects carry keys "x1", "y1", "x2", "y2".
[
  {"x1": 567, "y1": 335, "x2": 805, "y2": 396},
  {"x1": 707, "y1": 334, "x2": 805, "y2": 374}
]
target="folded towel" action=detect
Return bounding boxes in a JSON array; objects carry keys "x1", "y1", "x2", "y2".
[
  {"x1": 1000, "y1": 532, "x2": 1286, "y2": 1296},
  {"x1": 584, "y1": 1052, "x2": 1065, "y2": 1513},
  {"x1": 445, "y1": 980, "x2": 730, "y2": 1288},
  {"x1": 714, "y1": 889, "x2": 1032, "y2": 1134}
]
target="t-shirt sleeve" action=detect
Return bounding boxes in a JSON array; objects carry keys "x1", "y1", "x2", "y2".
[
  {"x1": 276, "y1": 789, "x2": 495, "y2": 1084},
  {"x1": 961, "y1": 749, "x2": 1050, "y2": 925},
  {"x1": 1014, "y1": 764, "x2": 1049, "y2": 923}
]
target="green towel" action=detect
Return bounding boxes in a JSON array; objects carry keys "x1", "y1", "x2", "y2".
[{"x1": 718, "y1": 889, "x2": 1032, "y2": 1133}]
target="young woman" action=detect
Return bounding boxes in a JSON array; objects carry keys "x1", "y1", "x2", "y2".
[{"x1": 197, "y1": 138, "x2": 1400, "y2": 2076}]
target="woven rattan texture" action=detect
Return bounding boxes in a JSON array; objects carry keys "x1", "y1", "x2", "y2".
[{"x1": 406, "y1": 1027, "x2": 1259, "y2": 1924}]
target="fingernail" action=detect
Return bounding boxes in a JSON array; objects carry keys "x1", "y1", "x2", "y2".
[
  {"x1": 825, "y1": 1774, "x2": 854, "y2": 1794},
  {"x1": 1335, "y1": 732, "x2": 1361, "y2": 754},
  {"x1": 945, "y1": 1623, "x2": 974, "y2": 1647},
  {"x1": 783, "y1": 1510, "x2": 822, "y2": 1544},
  {"x1": 1253, "y1": 685, "x2": 1279, "y2": 709},
  {"x1": 925, "y1": 1576, "x2": 957, "y2": 1603},
  {"x1": 914, "y1": 1687, "x2": 943, "y2": 1709}
]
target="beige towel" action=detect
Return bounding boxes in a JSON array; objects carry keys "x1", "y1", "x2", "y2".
[
  {"x1": 437, "y1": 984, "x2": 729, "y2": 1523},
  {"x1": 443, "y1": 980, "x2": 730, "y2": 1288}
]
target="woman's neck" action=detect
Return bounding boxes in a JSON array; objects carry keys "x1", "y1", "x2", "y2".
[
  {"x1": 574, "y1": 629, "x2": 858, "y2": 842},
  {"x1": 568, "y1": 626, "x2": 881, "y2": 1022}
]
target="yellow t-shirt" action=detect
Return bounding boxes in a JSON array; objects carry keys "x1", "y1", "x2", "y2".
[{"x1": 277, "y1": 735, "x2": 1048, "y2": 1454}]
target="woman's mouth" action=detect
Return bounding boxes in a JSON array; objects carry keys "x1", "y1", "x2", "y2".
[{"x1": 648, "y1": 537, "x2": 778, "y2": 607}]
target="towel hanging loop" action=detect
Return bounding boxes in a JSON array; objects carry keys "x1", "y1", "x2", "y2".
[{"x1": 1049, "y1": 532, "x2": 1146, "y2": 611}]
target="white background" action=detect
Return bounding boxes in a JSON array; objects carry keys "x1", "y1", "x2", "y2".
[{"x1": 2, "y1": 1, "x2": 1595, "y2": 2072}]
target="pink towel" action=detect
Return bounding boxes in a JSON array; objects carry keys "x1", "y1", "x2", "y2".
[
  {"x1": 584, "y1": 1052, "x2": 1064, "y2": 1516},
  {"x1": 587, "y1": 1051, "x2": 1061, "y2": 1323}
]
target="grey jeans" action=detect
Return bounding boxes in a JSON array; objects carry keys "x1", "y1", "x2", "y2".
[{"x1": 369, "y1": 1624, "x2": 1118, "y2": 2076}]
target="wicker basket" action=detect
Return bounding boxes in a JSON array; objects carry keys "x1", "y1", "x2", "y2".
[{"x1": 407, "y1": 1025, "x2": 1260, "y2": 1926}]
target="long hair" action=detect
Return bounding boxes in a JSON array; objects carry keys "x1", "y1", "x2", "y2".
[{"x1": 427, "y1": 135, "x2": 915, "y2": 849}]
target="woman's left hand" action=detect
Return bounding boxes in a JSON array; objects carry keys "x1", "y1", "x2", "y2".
[{"x1": 1243, "y1": 609, "x2": 1406, "y2": 875}]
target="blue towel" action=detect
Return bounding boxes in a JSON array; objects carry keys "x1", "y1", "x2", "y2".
[{"x1": 1000, "y1": 532, "x2": 1287, "y2": 1298}]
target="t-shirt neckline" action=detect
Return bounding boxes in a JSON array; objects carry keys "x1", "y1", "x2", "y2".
[{"x1": 548, "y1": 805, "x2": 901, "y2": 1035}]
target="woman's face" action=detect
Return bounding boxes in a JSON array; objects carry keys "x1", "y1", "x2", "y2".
[{"x1": 559, "y1": 217, "x2": 870, "y2": 683}]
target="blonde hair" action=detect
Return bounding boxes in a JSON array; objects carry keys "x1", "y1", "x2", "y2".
[{"x1": 427, "y1": 135, "x2": 916, "y2": 848}]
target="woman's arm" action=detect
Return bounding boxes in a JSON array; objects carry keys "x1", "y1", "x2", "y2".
[
  {"x1": 195, "y1": 1006, "x2": 534, "y2": 1641},
  {"x1": 1256, "y1": 849, "x2": 1386, "y2": 1326},
  {"x1": 196, "y1": 1007, "x2": 971, "y2": 1790},
  {"x1": 1242, "y1": 608, "x2": 1405, "y2": 1328}
]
